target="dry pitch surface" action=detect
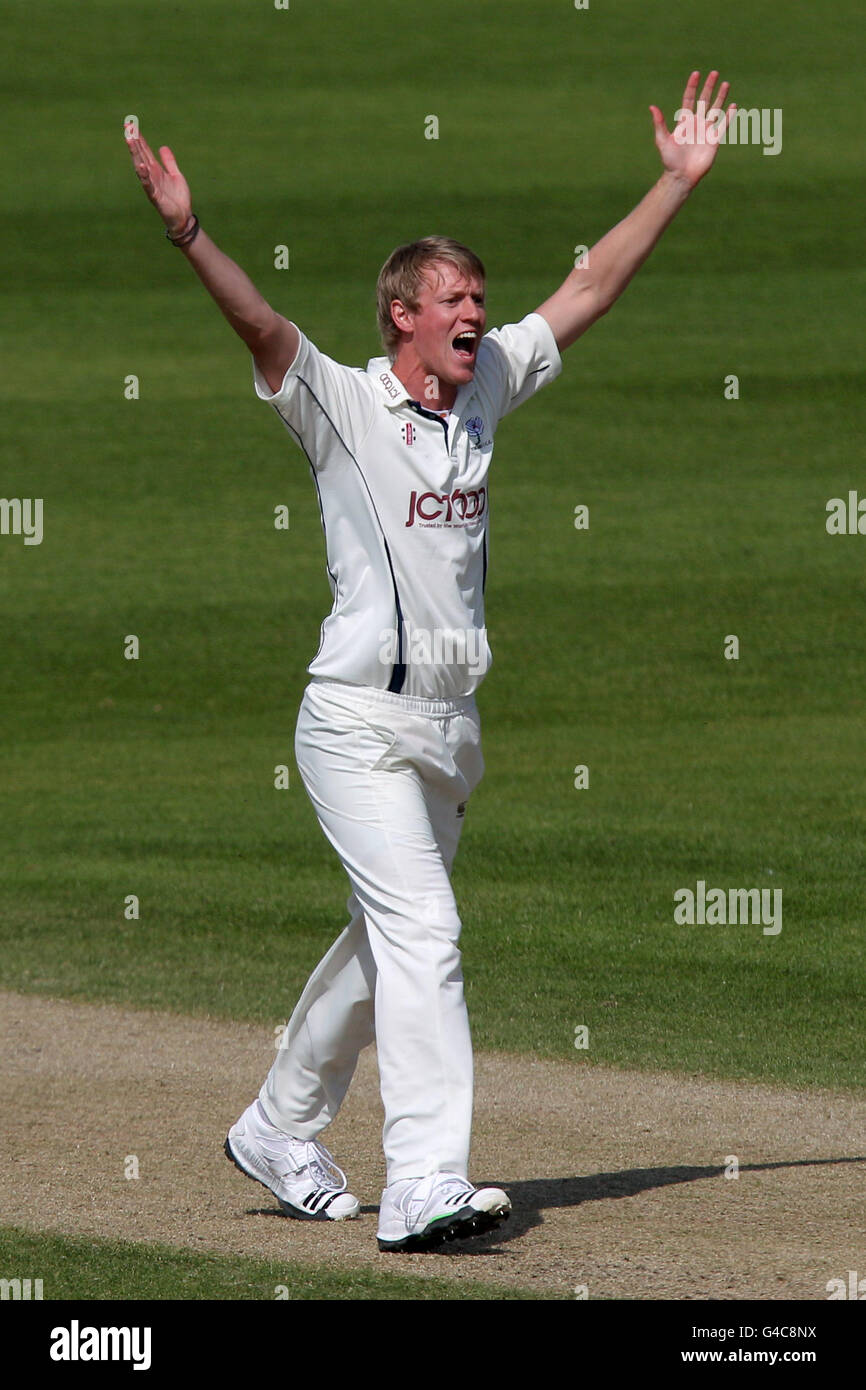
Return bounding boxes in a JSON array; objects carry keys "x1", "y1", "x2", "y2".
[{"x1": 3, "y1": 990, "x2": 864, "y2": 1300}]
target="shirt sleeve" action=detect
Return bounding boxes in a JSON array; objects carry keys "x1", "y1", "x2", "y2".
[
  {"x1": 251, "y1": 325, "x2": 375, "y2": 465},
  {"x1": 476, "y1": 311, "x2": 563, "y2": 423}
]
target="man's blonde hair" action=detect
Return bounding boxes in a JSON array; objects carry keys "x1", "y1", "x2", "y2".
[{"x1": 376, "y1": 236, "x2": 486, "y2": 360}]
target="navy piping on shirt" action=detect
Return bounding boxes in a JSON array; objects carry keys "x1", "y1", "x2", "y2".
[{"x1": 274, "y1": 380, "x2": 407, "y2": 693}]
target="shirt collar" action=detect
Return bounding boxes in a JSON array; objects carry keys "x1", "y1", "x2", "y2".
[
  {"x1": 366, "y1": 356, "x2": 475, "y2": 419},
  {"x1": 366, "y1": 357, "x2": 413, "y2": 410}
]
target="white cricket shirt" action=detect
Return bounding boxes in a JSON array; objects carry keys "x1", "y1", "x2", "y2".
[{"x1": 252, "y1": 311, "x2": 562, "y2": 699}]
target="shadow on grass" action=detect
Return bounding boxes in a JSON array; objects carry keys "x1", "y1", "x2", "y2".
[{"x1": 239, "y1": 1154, "x2": 866, "y2": 1255}]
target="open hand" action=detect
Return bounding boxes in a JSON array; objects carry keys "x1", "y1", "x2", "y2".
[
  {"x1": 649, "y1": 71, "x2": 736, "y2": 189},
  {"x1": 125, "y1": 123, "x2": 193, "y2": 236}
]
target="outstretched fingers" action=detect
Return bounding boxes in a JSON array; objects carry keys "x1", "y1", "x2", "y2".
[
  {"x1": 678, "y1": 70, "x2": 735, "y2": 139},
  {"x1": 711, "y1": 80, "x2": 731, "y2": 113},
  {"x1": 681, "y1": 69, "x2": 730, "y2": 115},
  {"x1": 715, "y1": 102, "x2": 738, "y2": 140},
  {"x1": 680, "y1": 70, "x2": 701, "y2": 114},
  {"x1": 125, "y1": 129, "x2": 154, "y2": 180},
  {"x1": 159, "y1": 145, "x2": 180, "y2": 177},
  {"x1": 697, "y1": 70, "x2": 720, "y2": 110}
]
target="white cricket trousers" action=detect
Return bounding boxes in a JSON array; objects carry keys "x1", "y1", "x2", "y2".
[{"x1": 259, "y1": 676, "x2": 485, "y2": 1185}]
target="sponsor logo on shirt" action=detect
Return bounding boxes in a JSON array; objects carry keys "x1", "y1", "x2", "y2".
[
  {"x1": 401, "y1": 422, "x2": 415, "y2": 447},
  {"x1": 378, "y1": 371, "x2": 401, "y2": 400},
  {"x1": 405, "y1": 487, "x2": 487, "y2": 528}
]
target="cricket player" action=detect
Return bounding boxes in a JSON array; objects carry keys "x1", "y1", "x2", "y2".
[{"x1": 126, "y1": 71, "x2": 734, "y2": 1252}]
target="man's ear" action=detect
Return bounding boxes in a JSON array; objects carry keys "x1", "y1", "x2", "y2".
[{"x1": 390, "y1": 298, "x2": 413, "y2": 336}]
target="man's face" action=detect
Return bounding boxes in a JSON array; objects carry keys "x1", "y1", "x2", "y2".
[{"x1": 392, "y1": 260, "x2": 487, "y2": 388}]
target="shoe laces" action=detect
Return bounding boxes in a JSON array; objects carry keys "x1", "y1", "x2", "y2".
[
  {"x1": 298, "y1": 1139, "x2": 348, "y2": 1193},
  {"x1": 399, "y1": 1172, "x2": 472, "y2": 1217},
  {"x1": 433, "y1": 1179, "x2": 470, "y2": 1203},
  {"x1": 428, "y1": 1171, "x2": 473, "y2": 1196}
]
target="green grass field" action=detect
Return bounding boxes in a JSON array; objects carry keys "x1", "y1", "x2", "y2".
[
  {"x1": 0, "y1": 1227, "x2": 555, "y2": 1301},
  {"x1": 1, "y1": 0, "x2": 864, "y2": 1300}
]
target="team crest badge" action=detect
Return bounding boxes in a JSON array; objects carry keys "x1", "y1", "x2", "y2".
[{"x1": 465, "y1": 416, "x2": 484, "y2": 446}]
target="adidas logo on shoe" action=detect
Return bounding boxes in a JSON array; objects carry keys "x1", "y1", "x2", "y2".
[
  {"x1": 377, "y1": 1172, "x2": 511, "y2": 1252},
  {"x1": 225, "y1": 1101, "x2": 360, "y2": 1221}
]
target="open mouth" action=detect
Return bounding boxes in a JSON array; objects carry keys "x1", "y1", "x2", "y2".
[{"x1": 452, "y1": 330, "x2": 478, "y2": 360}]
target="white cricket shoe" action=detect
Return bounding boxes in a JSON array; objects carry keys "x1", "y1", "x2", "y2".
[
  {"x1": 377, "y1": 1172, "x2": 511, "y2": 1252},
  {"x1": 225, "y1": 1101, "x2": 361, "y2": 1221}
]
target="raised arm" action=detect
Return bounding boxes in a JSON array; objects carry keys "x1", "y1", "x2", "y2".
[
  {"x1": 536, "y1": 71, "x2": 736, "y2": 353},
  {"x1": 124, "y1": 127, "x2": 299, "y2": 393}
]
